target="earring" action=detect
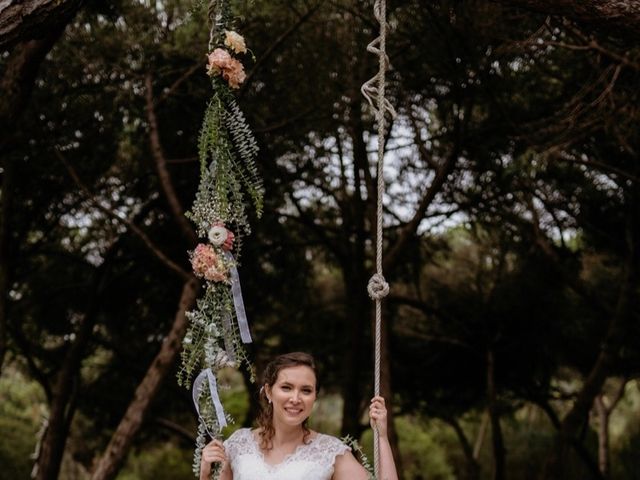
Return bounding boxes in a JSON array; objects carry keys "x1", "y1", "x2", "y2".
[{"x1": 268, "y1": 398, "x2": 272, "y2": 404}]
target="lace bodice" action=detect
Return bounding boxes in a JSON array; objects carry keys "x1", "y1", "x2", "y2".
[{"x1": 224, "y1": 428, "x2": 350, "y2": 480}]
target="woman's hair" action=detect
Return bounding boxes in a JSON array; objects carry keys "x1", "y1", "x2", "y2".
[{"x1": 257, "y1": 352, "x2": 318, "y2": 450}]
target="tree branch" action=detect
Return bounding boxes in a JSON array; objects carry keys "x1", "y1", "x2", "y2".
[
  {"x1": 154, "y1": 63, "x2": 202, "y2": 108},
  {"x1": 253, "y1": 106, "x2": 316, "y2": 134},
  {"x1": 383, "y1": 141, "x2": 458, "y2": 271},
  {"x1": 145, "y1": 74, "x2": 198, "y2": 247},
  {"x1": 153, "y1": 417, "x2": 196, "y2": 444},
  {"x1": 58, "y1": 152, "x2": 191, "y2": 281},
  {"x1": 490, "y1": 0, "x2": 640, "y2": 41},
  {"x1": 408, "y1": 108, "x2": 440, "y2": 170},
  {"x1": 239, "y1": 3, "x2": 321, "y2": 98},
  {"x1": 286, "y1": 192, "x2": 345, "y2": 264}
]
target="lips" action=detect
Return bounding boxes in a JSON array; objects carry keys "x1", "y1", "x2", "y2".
[{"x1": 284, "y1": 407, "x2": 303, "y2": 415}]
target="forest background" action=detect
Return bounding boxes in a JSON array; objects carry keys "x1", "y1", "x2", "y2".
[{"x1": 1, "y1": 0, "x2": 639, "y2": 479}]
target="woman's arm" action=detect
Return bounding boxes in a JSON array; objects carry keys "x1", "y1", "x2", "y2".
[
  {"x1": 369, "y1": 396, "x2": 399, "y2": 480},
  {"x1": 333, "y1": 450, "x2": 370, "y2": 480},
  {"x1": 200, "y1": 439, "x2": 233, "y2": 480},
  {"x1": 334, "y1": 396, "x2": 399, "y2": 480}
]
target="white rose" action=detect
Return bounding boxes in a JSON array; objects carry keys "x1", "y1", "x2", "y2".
[{"x1": 208, "y1": 225, "x2": 228, "y2": 246}]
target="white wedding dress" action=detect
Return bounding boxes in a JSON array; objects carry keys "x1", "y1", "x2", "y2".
[{"x1": 224, "y1": 428, "x2": 350, "y2": 480}]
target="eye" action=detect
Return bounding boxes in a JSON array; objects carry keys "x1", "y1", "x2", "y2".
[{"x1": 281, "y1": 385, "x2": 291, "y2": 391}]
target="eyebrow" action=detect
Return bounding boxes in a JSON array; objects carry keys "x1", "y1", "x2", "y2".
[{"x1": 280, "y1": 381, "x2": 315, "y2": 388}]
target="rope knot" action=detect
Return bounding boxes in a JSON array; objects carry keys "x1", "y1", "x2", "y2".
[{"x1": 367, "y1": 273, "x2": 389, "y2": 300}]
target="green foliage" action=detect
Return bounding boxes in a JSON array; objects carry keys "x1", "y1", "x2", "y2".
[
  {"x1": 218, "y1": 369, "x2": 250, "y2": 427},
  {"x1": 360, "y1": 417, "x2": 455, "y2": 480},
  {"x1": 341, "y1": 435, "x2": 374, "y2": 479},
  {"x1": 189, "y1": 91, "x2": 262, "y2": 239},
  {"x1": 394, "y1": 417, "x2": 455, "y2": 480},
  {"x1": 0, "y1": 366, "x2": 46, "y2": 478},
  {"x1": 117, "y1": 443, "x2": 194, "y2": 480},
  {"x1": 179, "y1": 284, "x2": 241, "y2": 386},
  {"x1": 615, "y1": 432, "x2": 640, "y2": 480}
]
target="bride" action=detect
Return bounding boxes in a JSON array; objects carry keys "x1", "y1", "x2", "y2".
[{"x1": 200, "y1": 352, "x2": 399, "y2": 480}]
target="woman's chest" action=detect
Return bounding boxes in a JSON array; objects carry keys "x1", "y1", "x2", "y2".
[{"x1": 232, "y1": 453, "x2": 332, "y2": 480}]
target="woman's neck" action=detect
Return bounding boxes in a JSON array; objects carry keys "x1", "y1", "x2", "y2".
[{"x1": 271, "y1": 421, "x2": 305, "y2": 447}]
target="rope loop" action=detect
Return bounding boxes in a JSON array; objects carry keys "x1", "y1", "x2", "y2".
[{"x1": 367, "y1": 273, "x2": 390, "y2": 300}]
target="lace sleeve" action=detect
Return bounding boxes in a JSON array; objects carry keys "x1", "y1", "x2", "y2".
[
  {"x1": 315, "y1": 434, "x2": 351, "y2": 466},
  {"x1": 224, "y1": 428, "x2": 252, "y2": 462}
]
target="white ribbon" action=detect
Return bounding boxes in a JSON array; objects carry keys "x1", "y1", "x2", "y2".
[
  {"x1": 192, "y1": 368, "x2": 227, "y2": 435},
  {"x1": 224, "y1": 251, "x2": 252, "y2": 344}
]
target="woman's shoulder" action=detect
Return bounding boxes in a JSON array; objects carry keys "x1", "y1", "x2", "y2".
[
  {"x1": 226, "y1": 427, "x2": 252, "y2": 438},
  {"x1": 224, "y1": 428, "x2": 253, "y2": 448},
  {"x1": 311, "y1": 431, "x2": 351, "y2": 455}
]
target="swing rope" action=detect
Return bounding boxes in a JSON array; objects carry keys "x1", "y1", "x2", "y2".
[{"x1": 361, "y1": 0, "x2": 396, "y2": 477}]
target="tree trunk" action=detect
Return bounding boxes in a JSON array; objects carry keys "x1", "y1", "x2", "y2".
[
  {"x1": 340, "y1": 263, "x2": 369, "y2": 438},
  {"x1": 541, "y1": 201, "x2": 638, "y2": 480},
  {"x1": 0, "y1": 156, "x2": 13, "y2": 373},
  {"x1": 487, "y1": 349, "x2": 506, "y2": 480},
  {"x1": 534, "y1": 398, "x2": 604, "y2": 480},
  {"x1": 0, "y1": 0, "x2": 84, "y2": 49},
  {"x1": 0, "y1": 30, "x2": 66, "y2": 154},
  {"x1": 594, "y1": 395, "x2": 609, "y2": 479},
  {"x1": 35, "y1": 247, "x2": 119, "y2": 479},
  {"x1": 90, "y1": 277, "x2": 199, "y2": 480},
  {"x1": 444, "y1": 416, "x2": 481, "y2": 480},
  {"x1": 145, "y1": 75, "x2": 198, "y2": 248},
  {"x1": 541, "y1": 276, "x2": 634, "y2": 479},
  {"x1": 594, "y1": 379, "x2": 628, "y2": 479},
  {"x1": 0, "y1": 0, "x2": 82, "y2": 130},
  {"x1": 340, "y1": 103, "x2": 373, "y2": 439},
  {"x1": 35, "y1": 368, "x2": 80, "y2": 480},
  {"x1": 0, "y1": 38, "x2": 59, "y2": 367},
  {"x1": 473, "y1": 410, "x2": 490, "y2": 461}
]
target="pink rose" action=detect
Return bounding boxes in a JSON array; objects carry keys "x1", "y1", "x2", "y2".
[
  {"x1": 222, "y1": 230, "x2": 235, "y2": 251},
  {"x1": 206, "y1": 48, "x2": 232, "y2": 77},
  {"x1": 205, "y1": 48, "x2": 246, "y2": 88},
  {"x1": 222, "y1": 57, "x2": 246, "y2": 89},
  {"x1": 190, "y1": 243, "x2": 228, "y2": 282}
]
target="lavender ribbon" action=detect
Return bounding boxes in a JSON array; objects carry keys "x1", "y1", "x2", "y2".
[
  {"x1": 224, "y1": 251, "x2": 252, "y2": 344},
  {"x1": 192, "y1": 368, "x2": 227, "y2": 435}
]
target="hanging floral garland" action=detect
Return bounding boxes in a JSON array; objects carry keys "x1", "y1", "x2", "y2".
[{"x1": 177, "y1": 0, "x2": 263, "y2": 477}]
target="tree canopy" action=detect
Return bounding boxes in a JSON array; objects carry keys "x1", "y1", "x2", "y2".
[{"x1": 1, "y1": 1, "x2": 639, "y2": 479}]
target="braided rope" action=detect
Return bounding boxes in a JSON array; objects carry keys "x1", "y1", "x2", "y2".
[{"x1": 361, "y1": 0, "x2": 395, "y2": 478}]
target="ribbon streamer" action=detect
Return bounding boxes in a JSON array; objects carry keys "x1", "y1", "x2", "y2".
[
  {"x1": 192, "y1": 368, "x2": 228, "y2": 436},
  {"x1": 224, "y1": 251, "x2": 253, "y2": 344}
]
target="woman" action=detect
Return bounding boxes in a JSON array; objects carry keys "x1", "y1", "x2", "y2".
[{"x1": 200, "y1": 352, "x2": 399, "y2": 480}]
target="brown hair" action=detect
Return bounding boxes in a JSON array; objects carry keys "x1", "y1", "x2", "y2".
[{"x1": 257, "y1": 352, "x2": 318, "y2": 450}]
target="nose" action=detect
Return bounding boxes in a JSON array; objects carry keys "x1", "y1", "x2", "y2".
[{"x1": 290, "y1": 390, "x2": 301, "y2": 403}]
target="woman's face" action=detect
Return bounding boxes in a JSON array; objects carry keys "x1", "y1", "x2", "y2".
[{"x1": 266, "y1": 365, "x2": 317, "y2": 427}]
